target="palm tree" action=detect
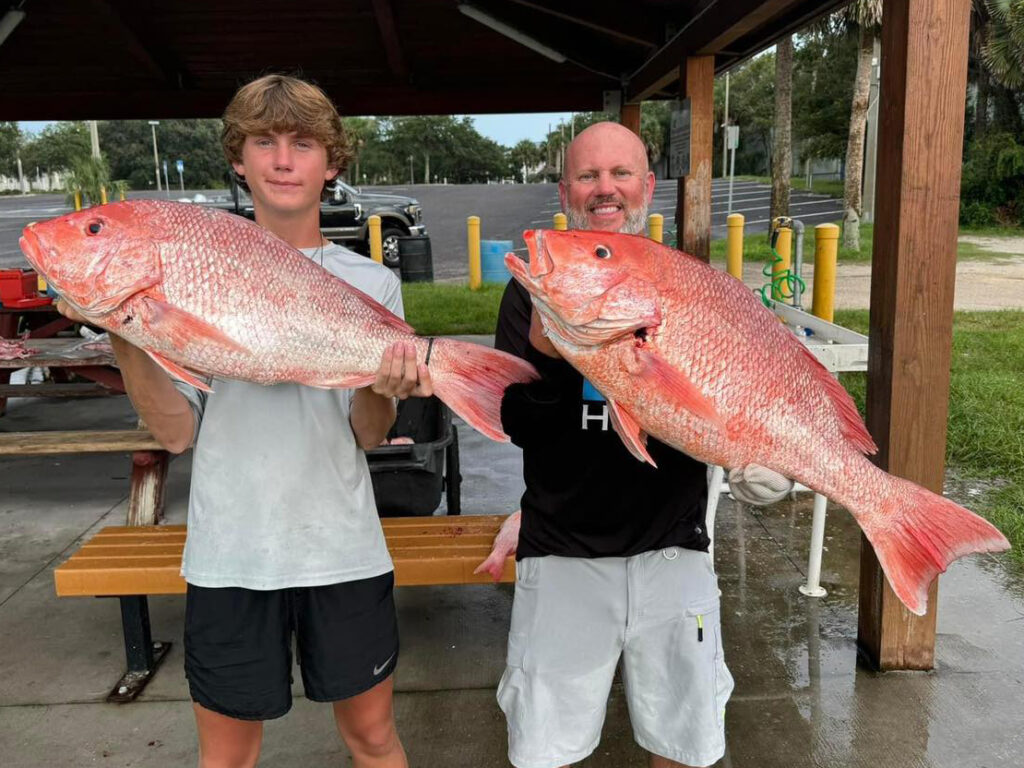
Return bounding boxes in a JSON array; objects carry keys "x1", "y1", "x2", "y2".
[
  {"x1": 984, "y1": 0, "x2": 1024, "y2": 90},
  {"x1": 770, "y1": 35, "x2": 794, "y2": 228},
  {"x1": 841, "y1": 0, "x2": 882, "y2": 251}
]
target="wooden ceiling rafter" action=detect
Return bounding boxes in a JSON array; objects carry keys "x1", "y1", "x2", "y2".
[
  {"x1": 92, "y1": 0, "x2": 194, "y2": 90},
  {"x1": 372, "y1": 0, "x2": 410, "y2": 81},
  {"x1": 502, "y1": 0, "x2": 661, "y2": 49}
]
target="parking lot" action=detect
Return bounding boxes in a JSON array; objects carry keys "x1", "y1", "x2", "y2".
[{"x1": 0, "y1": 179, "x2": 843, "y2": 279}]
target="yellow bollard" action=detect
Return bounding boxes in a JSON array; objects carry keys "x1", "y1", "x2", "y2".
[
  {"x1": 552, "y1": 212, "x2": 567, "y2": 231},
  {"x1": 100, "y1": 186, "x2": 108, "y2": 205},
  {"x1": 726, "y1": 213, "x2": 744, "y2": 280},
  {"x1": 812, "y1": 223, "x2": 839, "y2": 322},
  {"x1": 771, "y1": 226, "x2": 792, "y2": 301},
  {"x1": 119, "y1": 188, "x2": 126, "y2": 202},
  {"x1": 647, "y1": 213, "x2": 664, "y2": 243},
  {"x1": 368, "y1": 215, "x2": 383, "y2": 264},
  {"x1": 73, "y1": 190, "x2": 82, "y2": 211},
  {"x1": 467, "y1": 216, "x2": 482, "y2": 290}
]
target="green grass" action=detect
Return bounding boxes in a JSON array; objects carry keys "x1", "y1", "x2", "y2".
[
  {"x1": 401, "y1": 282, "x2": 505, "y2": 335},
  {"x1": 835, "y1": 309, "x2": 1024, "y2": 561},
  {"x1": 958, "y1": 225, "x2": 1024, "y2": 238}
]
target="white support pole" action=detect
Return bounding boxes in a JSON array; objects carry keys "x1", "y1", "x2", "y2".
[
  {"x1": 799, "y1": 492, "x2": 829, "y2": 597},
  {"x1": 705, "y1": 465, "x2": 725, "y2": 562}
]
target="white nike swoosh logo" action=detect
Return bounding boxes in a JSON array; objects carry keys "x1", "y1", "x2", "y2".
[{"x1": 373, "y1": 652, "x2": 395, "y2": 676}]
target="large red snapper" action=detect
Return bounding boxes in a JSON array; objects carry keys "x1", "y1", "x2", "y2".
[
  {"x1": 505, "y1": 229, "x2": 1009, "y2": 616},
  {"x1": 18, "y1": 200, "x2": 536, "y2": 442}
]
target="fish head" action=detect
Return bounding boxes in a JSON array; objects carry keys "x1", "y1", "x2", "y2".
[
  {"x1": 506, "y1": 229, "x2": 662, "y2": 347},
  {"x1": 19, "y1": 201, "x2": 166, "y2": 318}
]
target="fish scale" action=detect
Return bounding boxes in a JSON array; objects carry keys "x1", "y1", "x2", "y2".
[{"x1": 20, "y1": 200, "x2": 536, "y2": 443}]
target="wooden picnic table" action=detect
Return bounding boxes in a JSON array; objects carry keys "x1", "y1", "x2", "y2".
[{"x1": 0, "y1": 335, "x2": 167, "y2": 527}]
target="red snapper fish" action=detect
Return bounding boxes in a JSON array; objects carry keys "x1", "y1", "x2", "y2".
[
  {"x1": 18, "y1": 200, "x2": 536, "y2": 441},
  {"x1": 504, "y1": 229, "x2": 1009, "y2": 615}
]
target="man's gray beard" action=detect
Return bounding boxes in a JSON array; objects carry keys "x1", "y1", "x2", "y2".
[{"x1": 565, "y1": 198, "x2": 649, "y2": 235}]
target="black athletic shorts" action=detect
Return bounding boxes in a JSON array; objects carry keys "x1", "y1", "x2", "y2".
[{"x1": 184, "y1": 571, "x2": 398, "y2": 721}]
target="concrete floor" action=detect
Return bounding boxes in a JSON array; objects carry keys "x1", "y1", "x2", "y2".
[{"x1": 2, "y1": 379, "x2": 1023, "y2": 766}]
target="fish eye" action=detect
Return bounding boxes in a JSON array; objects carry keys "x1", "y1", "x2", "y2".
[
  {"x1": 86, "y1": 220, "x2": 103, "y2": 235},
  {"x1": 595, "y1": 244, "x2": 612, "y2": 259}
]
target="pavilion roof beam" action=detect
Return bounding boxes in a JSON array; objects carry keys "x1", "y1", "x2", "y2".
[
  {"x1": 503, "y1": 0, "x2": 660, "y2": 50},
  {"x1": 92, "y1": 0, "x2": 193, "y2": 89},
  {"x1": 712, "y1": 0, "x2": 850, "y2": 73},
  {"x1": 372, "y1": 0, "x2": 409, "y2": 80},
  {"x1": 625, "y1": 0, "x2": 846, "y2": 102},
  {"x1": 458, "y1": 3, "x2": 624, "y2": 86}
]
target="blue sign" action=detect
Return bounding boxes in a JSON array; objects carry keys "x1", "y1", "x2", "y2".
[{"x1": 176, "y1": 159, "x2": 184, "y2": 174}]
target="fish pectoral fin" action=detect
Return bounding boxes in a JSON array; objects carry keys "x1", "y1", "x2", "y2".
[
  {"x1": 141, "y1": 297, "x2": 249, "y2": 355},
  {"x1": 608, "y1": 399, "x2": 657, "y2": 467},
  {"x1": 145, "y1": 350, "x2": 213, "y2": 392},
  {"x1": 630, "y1": 347, "x2": 723, "y2": 428}
]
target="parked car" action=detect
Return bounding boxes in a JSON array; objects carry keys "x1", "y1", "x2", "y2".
[{"x1": 206, "y1": 181, "x2": 427, "y2": 268}]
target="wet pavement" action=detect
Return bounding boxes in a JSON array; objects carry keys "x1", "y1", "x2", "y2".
[{"x1": 1, "y1": 339, "x2": 1022, "y2": 766}]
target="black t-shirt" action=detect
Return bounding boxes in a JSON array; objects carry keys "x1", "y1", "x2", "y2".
[{"x1": 496, "y1": 280, "x2": 710, "y2": 559}]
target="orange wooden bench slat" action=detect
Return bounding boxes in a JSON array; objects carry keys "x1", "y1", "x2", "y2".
[
  {"x1": 0, "y1": 429, "x2": 164, "y2": 455},
  {"x1": 55, "y1": 516, "x2": 513, "y2": 596}
]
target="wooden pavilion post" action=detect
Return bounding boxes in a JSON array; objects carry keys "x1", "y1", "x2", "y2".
[
  {"x1": 620, "y1": 102, "x2": 641, "y2": 136},
  {"x1": 858, "y1": 0, "x2": 972, "y2": 670},
  {"x1": 675, "y1": 56, "x2": 714, "y2": 262}
]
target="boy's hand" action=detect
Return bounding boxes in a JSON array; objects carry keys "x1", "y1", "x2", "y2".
[{"x1": 371, "y1": 341, "x2": 433, "y2": 399}]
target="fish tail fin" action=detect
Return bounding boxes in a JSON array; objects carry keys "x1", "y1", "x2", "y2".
[
  {"x1": 430, "y1": 340, "x2": 538, "y2": 442},
  {"x1": 858, "y1": 479, "x2": 1009, "y2": 615}
]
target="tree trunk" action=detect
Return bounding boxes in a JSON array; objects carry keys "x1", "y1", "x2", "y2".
[
  {"x1": 843, "y1": 25, "x2": 875, "y2": 251},
  {"x1": 424, "y1": 152, "x2": 430, "y2": 184},
  {"x1": 974, "y1": 20, "x2": 990, "y2": 139},
  {"x1": 992, "y1": 83, "x2": 1024, "y2": 135},
  {"x1": 770, "y1": 36, "x2": 793, "y2": 229}
]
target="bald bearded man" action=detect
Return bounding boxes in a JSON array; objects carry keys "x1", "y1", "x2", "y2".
[{"x1": 493, "y1": 122, "x2": 793, "y2": 768}]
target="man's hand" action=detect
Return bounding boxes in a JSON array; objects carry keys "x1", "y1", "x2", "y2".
[
  {"x1": 370, "y1": 341, "x2": 433, "y2": 399},
  {"x1": 55, "y1": 297, "x2": 89, "y2": 325},
  {"x1": 728, "y1": 464, "x2": 794, "y2": 506},
  {"x1": 528, "y1": 306, "x2": 561, "y2": 359}
]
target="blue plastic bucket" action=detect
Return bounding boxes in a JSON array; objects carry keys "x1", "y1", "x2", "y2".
[{"x1": 480, "y1": 240, "x2": 514, "y2": 284}]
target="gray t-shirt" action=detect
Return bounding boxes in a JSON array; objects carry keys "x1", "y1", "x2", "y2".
[{"x1": 175, "y1": 243, "x2": 403, "y2": 590}]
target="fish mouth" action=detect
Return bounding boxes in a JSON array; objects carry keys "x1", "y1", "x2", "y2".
[
  {"x1": 507, "y1": 230, "x2": 658, "y2": 347},
  {"x1": 19, "y1": 227, "x2": 44, "y2": 272}
]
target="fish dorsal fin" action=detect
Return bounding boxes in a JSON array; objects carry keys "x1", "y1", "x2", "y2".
[
  {"x1": 145, "y1": 349, "x2": 213, "y2": 392},
  {"x1": 629, "y1": 346, "x2": 724, "y2": 428},
  {"x1": 608, "y1": 399, "x2": 657, "y2": 467},
  {"x1": 793, "y1": 342, "x2": 877, "y2": 455},
  {"x1": 141, "y1": 296, "x2": 249, "y2": 356},
  {"x1": 347, "y1": 284, "x2": 414, "y2": 335}
]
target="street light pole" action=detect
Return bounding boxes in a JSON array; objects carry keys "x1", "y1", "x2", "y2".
[
  {"x1": 148, "y1": 121, "x2": 161, "y2": 191},
  {"x1": 721, "y1": 72, "x2": 730, "y2": 179},
  {"x1": 89, "y1": 120, "x2": 101, "y2": 159}
]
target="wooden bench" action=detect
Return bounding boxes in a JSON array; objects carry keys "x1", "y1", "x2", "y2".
[
  {"x1": 0, "y1": 430, "x2": 170, "y2": 527},
  {"x1": 55, "y1": 515, "x2": 514, "y2": 702}
]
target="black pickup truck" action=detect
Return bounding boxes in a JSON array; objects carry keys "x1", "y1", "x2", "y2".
[{"x1": 213, "y1": 180, "x2": 427, "y2": 268}]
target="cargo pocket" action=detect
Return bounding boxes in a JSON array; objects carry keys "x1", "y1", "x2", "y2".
[
  {"x1": 506, "y1": 557, "x2": 541, "y2": 669},
  {"x1": 684, "y1": 596, "x2": 728, "y2": 734}
]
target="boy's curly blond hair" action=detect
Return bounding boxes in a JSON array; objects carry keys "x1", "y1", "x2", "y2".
[{"x1": 222, "y1": 74, "x2": 352, "y2": 200}]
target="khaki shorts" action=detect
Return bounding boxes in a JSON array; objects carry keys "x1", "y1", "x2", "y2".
[{"x1": 496, "y1": 548, "x2": 733, "y2": 768}]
